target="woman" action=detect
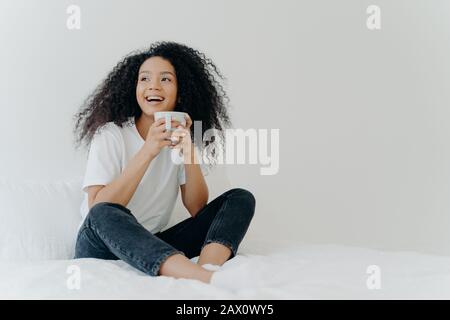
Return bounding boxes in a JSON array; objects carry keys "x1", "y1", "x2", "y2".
[{"x1": 72, "y1": 41, "x2": 255, "y2": 285}]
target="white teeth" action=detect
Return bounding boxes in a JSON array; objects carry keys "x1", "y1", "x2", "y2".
[{"x1": 146, "y1": 95, "x2": 164, "y2": 102}]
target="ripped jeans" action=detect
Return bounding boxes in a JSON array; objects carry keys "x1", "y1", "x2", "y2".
[{"x1": 73, "y1": 188, "x2": 256, "y2": 276}]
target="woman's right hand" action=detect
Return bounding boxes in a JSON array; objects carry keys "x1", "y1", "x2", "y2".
[{"x1": 143, "y1": 118, "x2": 182, "y2": 158}]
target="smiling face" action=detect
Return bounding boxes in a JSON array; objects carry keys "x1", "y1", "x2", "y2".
[{"x1": 136, "y1": 56, "x2": 178, "y2": 117}]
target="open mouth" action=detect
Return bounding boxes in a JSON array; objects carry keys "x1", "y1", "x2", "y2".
[{"x1": 145, "y1": 95, "x2": 165, "y2": 103}]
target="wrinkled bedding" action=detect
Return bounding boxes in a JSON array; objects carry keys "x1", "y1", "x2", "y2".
[{"x1": 1, "y1": 241, "x2": 449, "y2": 299}]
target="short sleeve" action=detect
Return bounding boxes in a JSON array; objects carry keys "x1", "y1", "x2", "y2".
[
  {"x1": 81, "y1": 127, "x2": 122, "y2": 193},
  {"x1": 178, "y1": 162, "x2": 209, "y2": 186}
]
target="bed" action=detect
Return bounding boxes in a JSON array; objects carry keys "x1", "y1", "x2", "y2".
[
  {"x1": 1, "y1": 240, "x2": 450, "y2": 299},
  {"x1": 1, "y1": 177, "x2": 449, "y2": 299}
]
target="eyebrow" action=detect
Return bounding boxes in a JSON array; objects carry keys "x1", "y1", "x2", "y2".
[{"x1": 139, "y1": 71, "x2": 175, "y2": 76}]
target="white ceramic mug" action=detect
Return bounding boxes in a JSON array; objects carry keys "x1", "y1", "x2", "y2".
[
  {"x1": 154, "y1": 111, "x2": 187, "y2": 131},
  {"x1": 154, "y1": 111, "x2": 188, "y2": 145}
]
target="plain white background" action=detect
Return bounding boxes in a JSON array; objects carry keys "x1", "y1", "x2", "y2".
[{"x1": 0, "y1": 0, "x2": 449, "y2": 255}]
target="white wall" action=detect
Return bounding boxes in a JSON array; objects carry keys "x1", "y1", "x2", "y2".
[{"x1": 1, "y1": 0, "x2": 449, "y2": 255}]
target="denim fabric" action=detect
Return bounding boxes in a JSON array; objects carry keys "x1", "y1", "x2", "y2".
[{"x1": 74, "y1": 188, "x2": 255, "y2": 276}]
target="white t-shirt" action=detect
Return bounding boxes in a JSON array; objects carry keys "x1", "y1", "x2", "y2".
[{"x1": 79, "y1": 117, "x2": 208, "y2": 233}]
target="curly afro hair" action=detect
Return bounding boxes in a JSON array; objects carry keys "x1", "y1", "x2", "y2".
[{"x1": 73, "y1": 41, "x2": 231, "y2": 164}]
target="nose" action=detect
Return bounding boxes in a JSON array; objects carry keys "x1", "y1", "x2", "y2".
[{"x1": 148, "y1": 79, "x2": 162, "y2": 91}]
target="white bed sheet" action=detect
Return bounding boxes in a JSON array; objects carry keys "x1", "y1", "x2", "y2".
[{"x1": 1, "y1": 241, "x2": 450, "y2": 299}]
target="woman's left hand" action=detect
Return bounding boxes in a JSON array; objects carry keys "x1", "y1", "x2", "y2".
[{"x1": 169, "y1": 114, "x2": 194, "y2": 156}]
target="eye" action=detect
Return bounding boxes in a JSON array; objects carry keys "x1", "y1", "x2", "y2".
[
  {"x1": 161, "y1": 77, "x2": 171, "y2": 82},
  {"x1": 140, "y1": 76, "x2": 149, "y2": 81}
]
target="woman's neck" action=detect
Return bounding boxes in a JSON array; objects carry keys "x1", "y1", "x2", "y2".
[{"x1": 135, "y1": 114, "x2": 154, "y2": 141}]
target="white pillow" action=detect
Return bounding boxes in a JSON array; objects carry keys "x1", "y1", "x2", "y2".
[
  {"x1": 0, "y1": 177, "x2": 83, "y2": 261},
  {"x1": 0, "y1": 166, "x2": 231, "y2": 261}
]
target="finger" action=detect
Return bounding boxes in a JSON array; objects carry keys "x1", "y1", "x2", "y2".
[
  {"x1": 171, "y1": 128, "x2": 187, "y2": 137},
  {"x1": 153, "y1": 124, "x2": 168, "y2": 134},
  {"x1": 170, "y1": 135, "x2": 180, "y2": 144},
  {"x1": 171, "y1": 120, "x2": 182, "y2": 128},
  {"x1": 154, "y1": 119, "x2": 170, "y2": 132},
  {"x1": 184, "y1": 114, "x2": 192, "y2": 127},
  {"x1": 169, "y1": 135, "x2": 181, "y2": 145},
  {"x1": 156, "y1": 130, "x2": 171, "y2": 140},
  {"x1": 153, "y1": 117, "x2": 167, "y2": 127},
  {"x1": 154, "y1": 125, "x2": 167, "y2": 133},
  {"x1": 175, "y1": 126, "x2": 189, "y2": 134},
  {"x1": 163, "y1": 131, "x2": 172, "y2": 139},
  {"x1": 170, "y1": 141, "x2": 182, "y2": 149},
  {"x1": 156, "y1": 120, "x2": 181, "y2": 132}
]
